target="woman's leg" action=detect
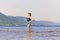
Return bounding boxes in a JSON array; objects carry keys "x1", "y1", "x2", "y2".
[{"x1": 27, "y1": 22, "x2": 31, "y2": 32}]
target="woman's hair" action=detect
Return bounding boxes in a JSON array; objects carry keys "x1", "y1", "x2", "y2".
[{"x1": 28, "y1": 12, "x2": 31, "y2": 17}]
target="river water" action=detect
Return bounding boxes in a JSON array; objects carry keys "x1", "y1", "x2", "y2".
[{"x1": 0, "y1": 26, "x2": 60, "y2": 40}]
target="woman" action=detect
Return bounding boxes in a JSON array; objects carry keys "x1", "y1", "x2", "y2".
[{"x1": 27, "y1": 12, "x2": 32, "y2": 32}]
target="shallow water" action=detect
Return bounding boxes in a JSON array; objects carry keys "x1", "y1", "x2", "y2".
[{"x1": 0, "y1": 26, "x2": 60, "y2": 40}]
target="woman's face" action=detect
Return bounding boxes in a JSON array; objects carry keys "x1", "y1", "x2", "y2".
[{"x1": 28, "y1": 13, "x2": 31, "y2": 17}]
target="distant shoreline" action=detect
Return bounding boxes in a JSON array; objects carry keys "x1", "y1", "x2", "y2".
[{"x1": 0, "y1": 25, "x2": 60, "y2": 27}]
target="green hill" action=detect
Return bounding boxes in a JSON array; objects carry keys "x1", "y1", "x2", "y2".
[{"x1": 0, "y1": 13, "x2": 27, "y2": 26}]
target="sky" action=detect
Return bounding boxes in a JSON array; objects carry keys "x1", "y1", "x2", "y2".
[{"x1": 0, "y1": 0, "x2": 60, "y2": 23}]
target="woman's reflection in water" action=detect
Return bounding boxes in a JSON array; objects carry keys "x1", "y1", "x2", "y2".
[{"x1": 27, "y1": 32, "x2": 31, "y2": 40}]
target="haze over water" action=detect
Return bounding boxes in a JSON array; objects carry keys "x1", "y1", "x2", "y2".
[{"x1": 0, "y1": 0, "x2": 60, "y2": 23}]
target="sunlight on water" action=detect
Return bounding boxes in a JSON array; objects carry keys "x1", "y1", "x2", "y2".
[{"x1": 0, "y1": 26, "x2": 60, "y2": 40}]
